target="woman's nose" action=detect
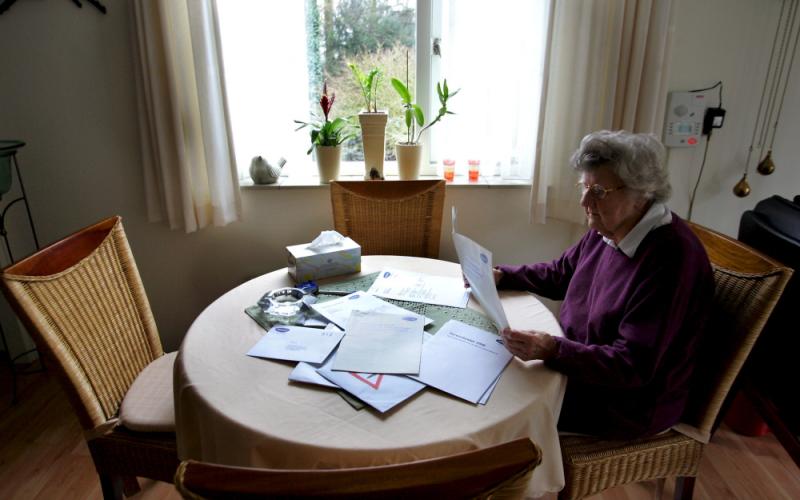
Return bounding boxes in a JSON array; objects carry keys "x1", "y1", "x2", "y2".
[{"x1": 580, "y1": 189, "x2": 591, "y2": 208}]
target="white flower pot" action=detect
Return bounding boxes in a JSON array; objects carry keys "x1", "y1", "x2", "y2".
[
  {"x1": 396, "y1": 142, "x2": 423, "y2": 180},
  {"x1": 358, "y1": 112, "x2": 388, "y2": 180},
  {"x1": 315, "y1": 145, "x2": 341, "y2": 184}
]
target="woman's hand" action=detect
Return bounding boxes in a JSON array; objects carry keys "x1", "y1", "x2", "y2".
[
  {"x1": 501, "y1": 328, "x2": 557, "y2": 361},
  {"x1": 493, "y1": 267, "x2": 503, "y2": 285}
]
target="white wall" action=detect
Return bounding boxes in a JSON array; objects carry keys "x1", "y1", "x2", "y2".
[
  {"x1": 0, "y1": 0, "x2": 797, "y2": 354},
  {"x1": 667, "y1": 0, "x2": 800, "y2": 236}
]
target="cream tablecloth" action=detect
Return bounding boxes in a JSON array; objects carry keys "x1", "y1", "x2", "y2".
[{"x1": 175, "y1": 256, "x2": 567, "y2": 497}]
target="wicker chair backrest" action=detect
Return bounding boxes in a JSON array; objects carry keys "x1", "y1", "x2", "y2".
[
  {"x1": 683, "y1": 222, "x2": 792, "y2": 437},
  {"x1": 330, "y1": 180, "x2": 445, "y2": 258},
  {"x1": 1, "y1": 216, "x2": 162, "y2": 429}
]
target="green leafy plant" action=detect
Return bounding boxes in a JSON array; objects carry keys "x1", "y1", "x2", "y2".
[
  {"x1": 349, "y1": 63, "x2": 382, "y2": 113},
  {"x1": 294, "y1": 83, "x2": 355, "y2": 154},
  {"x1": 391, "y1": 77, "x2": 458, "y2": 145}
]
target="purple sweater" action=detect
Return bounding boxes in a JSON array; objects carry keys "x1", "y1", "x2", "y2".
[{"x1": 497, "y1": 215, "x2": 713, "y2": 438}]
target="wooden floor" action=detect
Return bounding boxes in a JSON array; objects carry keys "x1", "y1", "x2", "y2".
[{"x1": 1, "y1": 367, "x2": 798, "y2": 499}]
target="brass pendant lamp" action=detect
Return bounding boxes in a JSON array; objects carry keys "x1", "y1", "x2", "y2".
[{"x1": 737, "y1": 0, "x2": 800, "y2": 196}]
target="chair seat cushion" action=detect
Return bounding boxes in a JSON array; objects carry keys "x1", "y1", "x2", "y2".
[{"x1": 119, "y1": 351, "x2": 176, "y2": 432}]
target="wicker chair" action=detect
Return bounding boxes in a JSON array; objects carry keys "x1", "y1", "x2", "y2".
[
  {"x1": 330, "y1": 180, "x2": 446, "y2": 258},
  {"x1": 558, "y1": 222, "x2": 793, "y2": 500},
  {"x1": 175, "y1": 437, "x2": 541, "y2": 499},
  {"x1": 0, "y1": 216, "x2": 178, "y2": 499}
]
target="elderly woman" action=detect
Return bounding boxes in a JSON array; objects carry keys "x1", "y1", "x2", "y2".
[{"x1": 497, "y1": 130, "x2": 713, "y2": 439}]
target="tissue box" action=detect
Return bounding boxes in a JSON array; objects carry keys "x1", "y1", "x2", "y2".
[{"x1": 287, "y1": 237, "x2": 361, "y2": 282}]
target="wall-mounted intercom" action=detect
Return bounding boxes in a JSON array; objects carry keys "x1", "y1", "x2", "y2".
[{"x1": 664, "y1": 90, "x2": 709, "y2": 147}]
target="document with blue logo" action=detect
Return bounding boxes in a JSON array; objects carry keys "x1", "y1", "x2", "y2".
[
  {"x1": 367, "y1": 268, "x2": 470, "y2": 308},
  {"x1": 310, "y1": 291, "x2": 433, "y2": 329},
  {"x1": 332, "y1": 310, "x2": 424, "y2": 374},
  {"x1": 414, "y1": 319, "x2": 512, "y2": 404},
  {"x1": 451, "y1": 207, "x2": 509, "y2": 330},
  {"x1": 246, "y1": 324, "x2": 344, "y2": 364}
]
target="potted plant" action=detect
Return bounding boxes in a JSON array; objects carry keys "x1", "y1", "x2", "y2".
[
  {"x1": 295, "y1": 83, "x2": 355, "y2": 184},
  {"x1": 391, "y1": 74, "x2": 458, "y2": 180},
  {"x1": 350, "y1": 63, "x2": 388, "y2": 180}
]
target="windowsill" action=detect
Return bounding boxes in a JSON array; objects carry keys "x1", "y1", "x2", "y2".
[{"x1": 240, "y1": 173, "x2": 532, "y2": 189}]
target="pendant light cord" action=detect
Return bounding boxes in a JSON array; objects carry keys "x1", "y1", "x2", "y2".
[
  {"x1": 745, "y1": 0, "x2": 789, "y2": 173},
  {"x1": 768, "y1": 0, "x2": 800, "y2": 150}
]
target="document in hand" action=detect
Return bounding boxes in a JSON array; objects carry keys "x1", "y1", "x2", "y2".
[
  {"x1": 310, "y1": 291, "x2": 433, "y2": 329},
  {"x1": 316, "y1": 362, "x2": 425, "y2": 413},
  {"x1": 451, "y1": 207, "x2": 509, "y2": 330},
  {"x1": 367, "y1": 268, "x2": 470, "y2": 308},
  {"x1": 246, "y1": 324, "x2": 344, "y2": 364},
  {"x1": 332, "y1": 310, "x2": 424, "y2": 374},
  {"x1": 415, "y1": 319, "x2": 512, "y2": 404}
]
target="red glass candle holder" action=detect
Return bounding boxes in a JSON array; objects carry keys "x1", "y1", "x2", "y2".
[{"x1": 468, "y1": 160, "x2": 480, "y2": 181}]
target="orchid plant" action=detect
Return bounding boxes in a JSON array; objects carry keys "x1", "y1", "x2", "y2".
[{"x1": 294, "y1": 83, "x2": 355, "y2": 154}]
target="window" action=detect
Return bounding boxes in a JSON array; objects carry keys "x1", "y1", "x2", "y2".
[{"x1": 217, "y1": 0, "x2": 550, "y2": 182}]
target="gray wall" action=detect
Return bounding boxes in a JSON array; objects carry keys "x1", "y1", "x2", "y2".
[{"x1": 0, "y1": 0, "x2": 798, "y2": 353}]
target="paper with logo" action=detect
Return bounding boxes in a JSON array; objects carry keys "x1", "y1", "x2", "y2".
[
  {"x1": 246, "y1": 324, "x2": 344, "y2": 364},
  {"x1": 316, "y1": 362, "x2": 426, "y2": 413},
  {"x1": 415, "y1": 319, "x2": 512, "y2": 404},
  {"x1": 367, "y1": 268, "x2": 470, "y2": 308},
  {"x1": 451, "y1": 207, "x2": 509, "y2": 330},
  {"x1": 310, "y1": 291, "x2": 433, "y2": 329},
  {"x1": 332, "y1": 310, "x2": 424, "y2": 374}
]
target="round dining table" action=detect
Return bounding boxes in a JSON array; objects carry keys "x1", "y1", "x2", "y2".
[{"x1": 175, "y1": 255, "x2": 567, "y2": 497}]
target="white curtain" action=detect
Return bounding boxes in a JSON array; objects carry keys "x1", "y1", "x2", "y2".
[
  {"x1": 131, "y1": 0, "x2": 242, "y2": 233},
  {"x1": 531, "y1": 0, "x2": 675, "y2": 224}
]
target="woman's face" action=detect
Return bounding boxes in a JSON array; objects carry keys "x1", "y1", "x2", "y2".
[{"x1": 579, "y1": 165, "x2": 647, "y2": 243}]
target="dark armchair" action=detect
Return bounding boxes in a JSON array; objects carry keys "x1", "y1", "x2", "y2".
[{"x1": 738, "y1": 195, "x2": 800, "y2": 466}]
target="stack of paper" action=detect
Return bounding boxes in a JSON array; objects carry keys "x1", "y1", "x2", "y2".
[{"x1": 414, "y1": 319, "x2": 512, "y2": 404}]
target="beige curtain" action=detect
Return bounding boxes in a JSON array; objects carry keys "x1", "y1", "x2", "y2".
[
  {"x1": 131, "y1": 0, "x2": 242, "y2": 233},
  {"x1": 530, "y1": 0, "x2": 675, "y2": 224}
]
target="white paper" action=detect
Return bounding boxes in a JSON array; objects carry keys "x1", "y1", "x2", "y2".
[
  {"x1": 311, "y1": 291, "x2": 433, "y2": 329},
  {"x1": 317, "y1": 363, "x2": 425, "y2": 413},
  {"x1": 367, "y1": 268, "x2": 470, "y2": 308},
  {"x1": 451, "y1": 207, "x2": 509, "y2": 330},
  {"x1": 289, "y1": 358, "x2": 339, "y2": 388},
  {"x1": 415, "y1": 319, "x2": 512, "y2": 404},
  {"x1": 246, "y1": 324, "x2": 344, "y2": 364},
  {"x1": 332, "y1": 310, "x2": 424, "y2": 374}
]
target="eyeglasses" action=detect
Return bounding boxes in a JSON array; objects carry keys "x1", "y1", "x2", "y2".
[{"x1": 576, "y1": 182, "x2": 626, "y2": 200}]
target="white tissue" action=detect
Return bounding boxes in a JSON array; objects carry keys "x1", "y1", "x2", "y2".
[{"x1": 307, "y1": 230, "x2": 345, "y2": 250}]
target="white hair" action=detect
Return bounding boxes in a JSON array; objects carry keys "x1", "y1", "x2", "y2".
[{"x1": 570, "y1": 130, "x2": 671, "y2": 203}]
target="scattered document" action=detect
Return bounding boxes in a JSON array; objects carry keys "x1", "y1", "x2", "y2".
[
  {"x1": 311, "y1": 291, "x2": 433, "y2": 329},
  {"x1": 415, "y1": 319, "x2": 512, "y2": 404},
  {"x1": 246, "y1": 324, "x2": 344, "y2": 364},
  {"x1": 451, "y1": 207, "x2": 509, "y2": 330},
  {"x1": 332, "y1": 310, "x2": 424, "y2": 374},
  {"x1": 289, "y1": 356, "x2": 339, "y2": 388},
  {"x1": 317, "y1": 363, "x2": 426, "y2": 413},
  {"x1": 367, "y1": 268, "x2": 470, "y2": 308}
]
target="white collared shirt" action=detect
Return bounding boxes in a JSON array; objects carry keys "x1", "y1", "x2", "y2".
[{"x1": 602, "y1": 202, "x2": 673, "y2": 258}]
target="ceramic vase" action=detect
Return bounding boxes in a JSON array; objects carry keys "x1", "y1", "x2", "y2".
[
  {"x1": 315, "y1": 145, "x2": 341, "y2": 184},
  {"x1": 358, "y1": 112, "x2": 388, "y2": 180},
  {"x1": 396, "y1": 142, "x2": 423, "y2": 180}
]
